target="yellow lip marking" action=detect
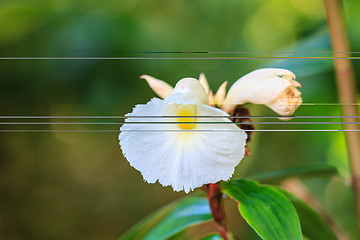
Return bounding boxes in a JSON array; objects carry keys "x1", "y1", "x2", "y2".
[{"x1": 176, "y1": 105, "x2": 197, "y2": 130}]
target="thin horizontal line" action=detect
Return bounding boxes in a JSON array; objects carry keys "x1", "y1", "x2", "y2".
[
  {"x1": 0, "y1": 57, "x2": 360, "y2": 60},
  {"x1": 0, "y1": 104, "x2": 356, "y2": 109},
  {"x1": 0, "y1": 122, "x2": 359, "y2": 125},
  {"x1": 132, "y1": 51, "x2": 360, "y2": 54},
  {"x1": 0, "y1": 129, "x2": 359, "y2": 133},
  {"x1": 0, "y1": 116, "x2": 359, "y2": 119},
  {"x1": 211, "y1": 51, "x2": 360, "y2": 54},
  {"x1": 301, "y1": 103, "x2": 360, "y2": 106}
]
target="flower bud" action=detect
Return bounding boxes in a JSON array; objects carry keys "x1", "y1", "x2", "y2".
[{"x1": 222, "y1": 68, "x2": 302, "y2": 116}]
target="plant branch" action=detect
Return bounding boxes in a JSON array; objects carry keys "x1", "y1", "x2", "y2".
[
  {"x1": 324, "y1": 0, "x2": 360, "y2": 233},
  {"x1": 206, "y1": 183, "x2": 234, "y2": 240}
]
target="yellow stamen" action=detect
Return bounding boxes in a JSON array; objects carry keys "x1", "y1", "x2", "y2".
[{"x1": 176, "y1": 105, "x2": 197, "y2": 130}]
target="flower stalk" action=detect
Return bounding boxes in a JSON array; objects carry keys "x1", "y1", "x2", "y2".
[
  {"x1": 206, "y1": 183, "x2": 234, "y2": 240},
  {"x1": 324, "y1": 0, "x2": 360, "y2": 232}
]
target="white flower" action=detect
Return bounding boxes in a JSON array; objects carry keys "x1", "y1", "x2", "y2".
[
  {"x1": 222, "y1": 68, "x2": 302, "y2": 116},
  {"x1": 119, "y1": 78, "x2": 247, "y2": 193}
]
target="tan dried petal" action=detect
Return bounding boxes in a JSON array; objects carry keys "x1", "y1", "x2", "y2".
[{"x1": 266, "y1": 87, "x2": 302, "y2": 116}]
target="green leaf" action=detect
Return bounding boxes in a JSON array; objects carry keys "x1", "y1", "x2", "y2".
[
  {"x1": 275, "y1": 187, "x2": 337, "y2": 240},
  {"x1": 263, "y1": 30, "x2": 332, "y2": 78},
  {"x1": 222, "y1": 179, "x2": 302, "y2": 240},
  {"x1": 199, "y1": 233, "x2": 223, "y2": 240},
  {"x1": 246, "y1": 163, "x2": 338, "y2": 184},
  {"x1": 119, "y1": 196, "x2": 212, "y2": 240}
]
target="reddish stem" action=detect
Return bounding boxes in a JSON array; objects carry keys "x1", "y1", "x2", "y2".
[{"x1": 206, "y1": 183, "x2": 233, "y2": 240}]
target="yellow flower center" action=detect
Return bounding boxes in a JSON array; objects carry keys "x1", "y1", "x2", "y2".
[{"x1": 176, "y1": 105, "x2": 197, "y2": 130}]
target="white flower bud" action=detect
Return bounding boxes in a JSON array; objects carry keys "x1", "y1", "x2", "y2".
[{"x1": 222, "y1": 68, "x2": 302, "y2": 116}]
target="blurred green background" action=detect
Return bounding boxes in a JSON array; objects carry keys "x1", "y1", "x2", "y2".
[{"x1": 1, "y1": 0, "x2": 360, "y2": 239}]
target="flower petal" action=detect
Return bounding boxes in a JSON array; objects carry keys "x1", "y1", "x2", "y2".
[
  {"x1": 165, "y1": 78, "x2": 209, "y2": 105},
  {"x1": 119, "y1": 98, "x2": 247, "y2": 193},
  {"x1": 141, "y1": 75, "x2": 173, "y2": 99},
  {"x1": 266, "y1": 87, "x2": 302, "y2": 116},
  {"x1": 170, "y1": 104, "x2": 247, "y2": 192},
  {"x1": 208, "y1": 90, "x2": 215, "y2": 106},
  {"x1": 199, "y1": 73, "x2": 210, "y2": 94},
  {"x1": 214, "y1": 81, "x2": 227, "y2": 106}
]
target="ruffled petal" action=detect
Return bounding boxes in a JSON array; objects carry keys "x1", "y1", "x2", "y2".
[
  {"x1": 119, "y1": 98, "x2": 176, "y2": 184},
  {"x1": 168, "y1": 104, "x2": 247, "y2": 192},
  {"x1": 119, "y1": 98, "x2": 247, "y2": 193}
]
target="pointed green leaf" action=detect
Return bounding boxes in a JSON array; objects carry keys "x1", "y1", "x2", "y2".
[
  {"x1": 119, "y1": 196, "x2": 212, "y2": 240},
  {"x1": 276, "y1": 187, "x2": 337, "y2": 240},
  {"x1": 222, "y1": 179, "x2": 302, "y2": 240}
]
